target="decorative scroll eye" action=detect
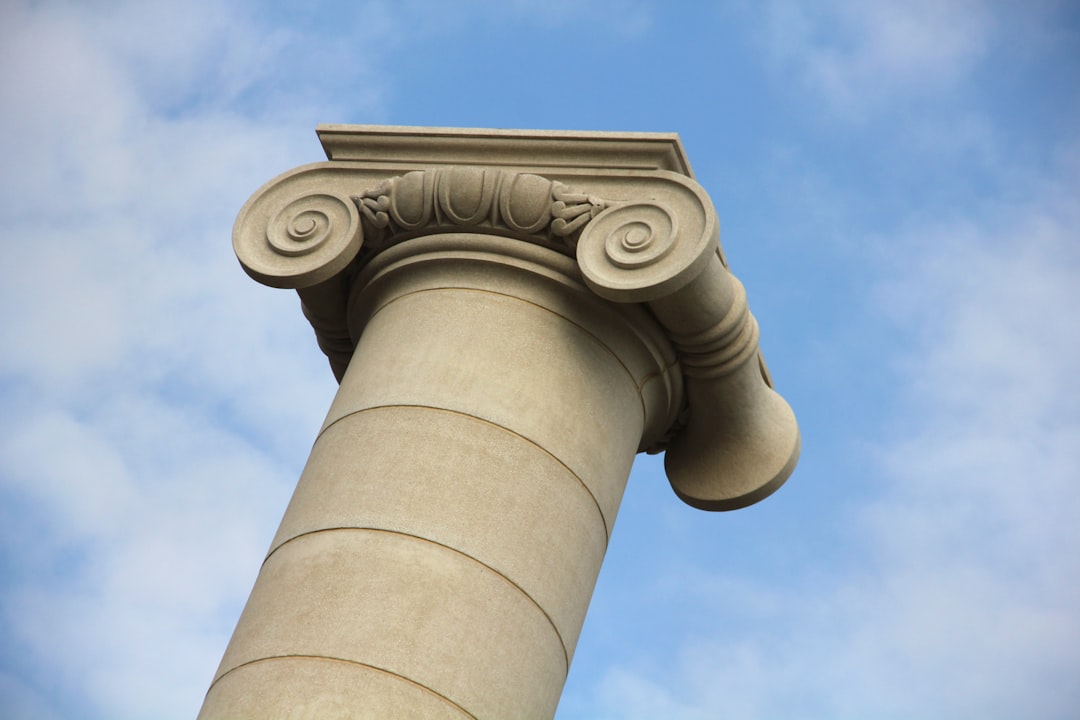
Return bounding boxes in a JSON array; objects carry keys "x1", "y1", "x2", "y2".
[
  {"x1": 600, "y1": 204, "x2": 677, "y2": 269},
  {"x1": 234, "y1": 188, "x2": 362, "y2": 289},
  {"x1": 268, "y1": 198, "x2": 340, "y2": 257},
  {"x1": 577, "y1": 201, "x2": 712, "y2": 303}
]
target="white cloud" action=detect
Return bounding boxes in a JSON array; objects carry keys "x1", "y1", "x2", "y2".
[
  {"x1": 859, "y1": 166, "x2": 1080, "y2": 716},
  {"x1": 761, "y1": 0, "x2": 996, "y2": 119},
  {"x1": 0, "y1": 0, "x2": 684, "y2": 712},
  {"x1": 571, "y1": 148, "x2": 1080, "y2": 719},
  {"x1": 3, "y1": 1, "x2": 1075, "y2": 718},
  {"x1": 0, "y1": 1, "x2": 388, "y2": 717},
  {"x1": 1, "y1": 393, "x2": 300, "y2": 717}
]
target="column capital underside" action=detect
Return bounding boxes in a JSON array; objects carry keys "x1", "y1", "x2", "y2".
[{"x1": 232, "y1": 126, "x2": 799, "y2": 510}]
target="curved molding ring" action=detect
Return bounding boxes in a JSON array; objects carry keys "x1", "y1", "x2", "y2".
[
  {"x1": 234, "y1": 186, "x2": 362, "y2": 289},
  {"x1": 667, "y1": 276, "x2": 761, "y2": 379},
  {"x1": 577, "y1": 202, "x2": 714, "y2": 303}
]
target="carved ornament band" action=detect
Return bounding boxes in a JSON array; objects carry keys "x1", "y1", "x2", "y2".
[{"x1": 353, "y1": 167, "x2": 608, "y2": 252}]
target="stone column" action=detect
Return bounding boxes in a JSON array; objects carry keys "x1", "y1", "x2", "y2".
[{"x1": 199, "y1": 127, "x2": 799, "y2": 720}]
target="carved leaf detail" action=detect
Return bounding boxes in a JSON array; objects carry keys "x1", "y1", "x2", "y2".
[{"x1": 350, "y1": 168, "x2": 608, "y2": 252}]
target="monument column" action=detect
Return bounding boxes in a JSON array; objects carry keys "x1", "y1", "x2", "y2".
[{"x1": 199, "y1": 127, "x2": 799, "y2": 720}]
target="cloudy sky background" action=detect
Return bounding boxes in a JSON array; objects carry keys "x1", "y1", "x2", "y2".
[{"x1": 1, "y1": 1, "x2": 1078, "y2": 718}]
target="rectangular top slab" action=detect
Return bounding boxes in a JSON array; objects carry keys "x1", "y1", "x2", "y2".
[{"x1": 316, "y1": 124, "x2": 694, "y2": 178}]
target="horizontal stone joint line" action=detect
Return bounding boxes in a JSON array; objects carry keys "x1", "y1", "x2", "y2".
[
  {"x1": 207, "y1": 654, "x2": 478, "y2": 719},
  {"x1": 360, "y1": 282, "x2": 648, "y2": 429},
  {"x1": 318, "y1": 403, "x2": 613, "y2": 542},
  {"x1": 265, "y1": 525, "x2": 571, "y2": 676}
]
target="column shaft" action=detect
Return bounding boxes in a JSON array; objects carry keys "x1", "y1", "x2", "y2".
[{"x1": 199, "y1": 235, "x2": 679, "y2": 719}]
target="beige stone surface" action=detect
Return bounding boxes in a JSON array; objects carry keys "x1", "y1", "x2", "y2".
[
  {"x1": 338, "y1": 233, "x2": 682, "y2": 449},
  {"x1": 326, "y1": 243, "x2": 657, "y2": 528},
  {"x1": 204, "y1": 229, "x2": 681, "y2": 718},
  {"x1": 647, "y1": 257, "x2": 801, "y2": 508},
  {"x1": 201, "y1": 657, "x2": 472, "y2": 720},
  {"x1": 206, "y1": 125, "x2": 801, "y2": 719},
  {"x1": 316, "y1": 124, "x2": 693, "y2": 175},
  {"x1": 209, "y1": 530, "x2": 566, "y2": 719},
  {"x1": 271, "y1": 406, "x2": 608, "y2": 660}
]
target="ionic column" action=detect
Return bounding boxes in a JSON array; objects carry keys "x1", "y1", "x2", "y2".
[{"x1": 199, "y1": 126, "x2": 799, "y2": 720}]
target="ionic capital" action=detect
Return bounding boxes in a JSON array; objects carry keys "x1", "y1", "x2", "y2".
[{"x1": 232, "y1": 126, "x2": 799, "y2": 510}]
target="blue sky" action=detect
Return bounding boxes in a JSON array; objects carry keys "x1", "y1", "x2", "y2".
[{"x1": 1, "y1": 1, "x2": 1078, "y2": 718}]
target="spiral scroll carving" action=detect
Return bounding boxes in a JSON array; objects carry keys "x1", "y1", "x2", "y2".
[
  {"x1": 351, "y1": 168, "x2": 608, "y2": 254},
  {"x1": 599, "y1": 203, "x2": 678, "y2": 269},
  {"x1": 234, "y1": 189, "x2": 361, "y2": 289},
  {"x1": 576, "y1": 202, "x2": 713, "y2": 303},
  {"x1": 267, "y1": 194, "x2": 348, "y2": 257}
]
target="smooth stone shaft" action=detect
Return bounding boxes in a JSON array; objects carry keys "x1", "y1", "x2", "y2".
[{"x1": 198, "y1": 235, "x2": 679, "y2": 719}]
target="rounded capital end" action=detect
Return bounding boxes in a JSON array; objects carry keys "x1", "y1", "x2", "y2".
[
  {"x1": 234, "y1": 186, "x2": 362, "y2": 289},
  {"x1": 664, "y1": 366, "x2": 801, "y2": 512},
  {"x1": 577, "y1": 202, "x2": 714, "y2": 303}
]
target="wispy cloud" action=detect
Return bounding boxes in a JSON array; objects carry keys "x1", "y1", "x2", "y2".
[
  {"x1": 2, "y1": 2, "x2": 1074, "y2": 719},
  {"x1": 560, "y1": 1, "x2": 1080, "y2": 708},
  {"x1": 403, "y1": 0, "x2": 654, "y2": 38},
  {"x1": 761, "y1": 0, "x2": 996, "y2": 120},
  {"x1": 569, "y1": 133, "x2": 1080, "y2": 720},
  {"x1": 0, "y1": 1, "x2": 390, "y2": 717},
  {"x1": 0, "y1": 0, "x2": 669, "y2": 713}
]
